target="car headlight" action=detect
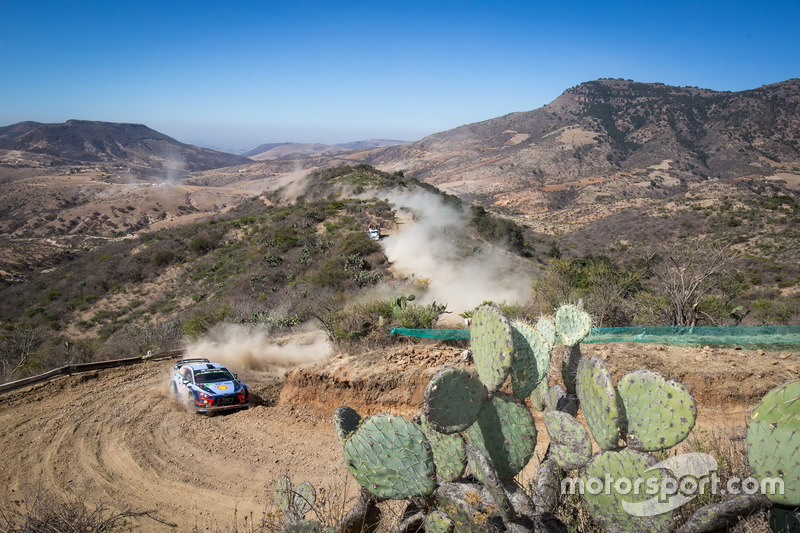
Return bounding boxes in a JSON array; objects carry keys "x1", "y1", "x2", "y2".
[{"x1": 195, "y1": 390, "x2": 213, "y2": 404}]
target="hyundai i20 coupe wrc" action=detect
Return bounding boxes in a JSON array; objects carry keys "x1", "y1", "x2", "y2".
[{"x1": 171, "y1": 358, "x2": 250, "y2": 413}]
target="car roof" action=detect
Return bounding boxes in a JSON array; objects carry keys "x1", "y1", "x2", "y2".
[{"x1": 179, "y1": 361, "x2": 230, "y2": 372}]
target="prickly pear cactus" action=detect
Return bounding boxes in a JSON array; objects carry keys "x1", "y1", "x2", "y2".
[
  {"x1": 463, "y1": 393, "x2": 537, "y2": 480},
  {"x1": 555, "y1": 304, "x2": 593, "y2": 347},
  {"x1": 343, "y1": 414, "x2": 437, "y2": 499},
  {"x1": 293, "y1": 481, "x2": 316, "y2": 517},
  {"x1": 581, "y1": 448, "x2": 676, "y2": 533},
  {"x1": 746, "y1": 379, "x2": 800, "y2": 506},
  {"x1": 419, "y1": 414, "x2": 467, "y2": 483},
  {"x1": 423, "y1": 367, "x2": 487, "y2": 434},
  {"x1": 469, "y1": 304, "x2": 515, "y2": 392},
  {"x1": 333, "y1": 405, "x2": 361, "y2": 444},
  {"x1": 543, "y1": 411, "x2": 592, "y2": 471},
  {"x1": 465, "y1": 443, "x2": 515, "y2": 522},
  {"x1": 274, "y1": 475, "x2": 293, "y2": 515},
  {"x1": 510, "y1": 321, "x2": 551, "y2": 400},
  {"x1": 529, "y1": 377, "x2": 549, "y2": 412},
  {"x1": 546, "y1": 384, "x2": 567, "y2": 412},
  {"x1": 545, "y1": 383, "x2": 577, "y2": 416},
  {"x1": 617, "y1": 369, "x2": 697, "y2": 452},
  {"x1": 535, "y1": 315, "x2": 557, "y2": 349},
  {"x1": 424, "y1": 510, "x2": 454, "y2": 533},
  {"x1": 576, "y1": 357, "x2": 623, "y2": 450}
]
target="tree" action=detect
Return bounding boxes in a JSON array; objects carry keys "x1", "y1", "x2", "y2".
[
  {"x1": 639, "y1": 243, "x2": 736, "y2": 327},
  {"x1": 1, "y1": 325, "x2": 43, "y2": 381}
]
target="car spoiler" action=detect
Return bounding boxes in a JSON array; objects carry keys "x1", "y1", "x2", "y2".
[{"x1": 173, "y1": 358, "x2": 210, "y2": 370}]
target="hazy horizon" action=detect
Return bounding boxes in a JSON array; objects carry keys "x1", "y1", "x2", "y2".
[{"x1": 2, "y1": 1, "x2": 799, "y2": 150}]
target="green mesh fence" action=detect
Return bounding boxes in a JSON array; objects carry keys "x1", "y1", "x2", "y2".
[
  {"x1": 390, "y1": 328, "x2": 470, "y2": 340},
  {"x1": 390, "y1": 326, "x2": 800, "y2": 348}
]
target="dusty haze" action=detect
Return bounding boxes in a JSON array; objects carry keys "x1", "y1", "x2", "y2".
[
  {"x1": 183, "y1": 322, "x2": 332, "y2": 377},
  {"x1": 379, "y1": 190, "x2": 533, "y2": 323}
]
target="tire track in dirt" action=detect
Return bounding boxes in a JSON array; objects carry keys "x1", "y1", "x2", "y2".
[{"x1": 0, "y1": 360, "x2": 352, "y2": 531}]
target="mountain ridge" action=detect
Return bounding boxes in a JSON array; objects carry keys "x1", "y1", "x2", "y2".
[
  {"x1": 340, "y1": 78, "x2": 800, "y2": 210},
  {"x1": 0, "y1": 119, "x2": 250, "y2": 172}
]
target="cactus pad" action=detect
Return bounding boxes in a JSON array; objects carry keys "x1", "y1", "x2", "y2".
[
  {"x1": 424, "y1": 510, "x2": 454, "y2": 533},
  {"x1": 545, "y1": 384, "x2": 578, "y2": 416},
  {"x1": 510, "y1": 321, "x2": 551, "y2": 400},
  {"x1": 465, "y1": 443, "x2": 515, "y2": 522},
  {"x1": 746, "y1": 379, "x2": 800, "y2": 505},
  {"x1": 555, "y1": 304, "x2": 592, "y2": 347},
  {"x1": 333, "y1": 405, "x2": 361, "y2": 444},
  {"x1": 343, "y1": 414, "x2": 436, "y2": 499},
  {"x1": 419, "y1": 414, "x2": 467, "y2": 482},
  {"x1": 425, "y1": 511, "x2": 453, "y2": 533},
  {"x1": 463, "y1": 393, "x2": 537, "y2": 480},
  {"x1": 545, "y1": 384, "x2": 566, "y2": 412},
  {"x1": 543, "y1": 411, "x2": 592, "y2": 470},
  {"x1": 576, "y1": 357, "x2": 623, "y2": 450},
  {"x1": 582, "y1": 448, "x2": 676, "y2": 533},
  {"x1": 274, "y1": 475, "x2": 293, "y2": 513},
  {"x1": 469, "y1": 304, "x2": 515, "y2": 392},
  {"x1": 423, "y1": 368, "x2": 487, "y2": 433},
  {"x1": 617, "y1": 369, "x2": 697, "y2": 452},
  {"x1": 294, "y1": 481, "x2": 316, "y2": 517},
  {"x1": 535, "y1": 315, "x2": 557, "y2": 348},
  {"x1": 529, "y1": 378, "x2": 548, "y2": 412}
]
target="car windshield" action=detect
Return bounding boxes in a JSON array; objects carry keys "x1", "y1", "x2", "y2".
[{"x1": 195, "y1": 370, "x2": 235, "y2": 384}]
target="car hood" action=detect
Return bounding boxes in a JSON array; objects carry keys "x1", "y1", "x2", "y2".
[{"x1": 195, "y1": 381, "x2": 242, "y2": 395}]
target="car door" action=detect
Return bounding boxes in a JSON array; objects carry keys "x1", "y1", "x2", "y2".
[{"x1": 178, "y1": 367, "x2": 193, "y2": 394}]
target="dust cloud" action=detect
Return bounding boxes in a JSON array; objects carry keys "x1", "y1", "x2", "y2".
[
  {"x1": 379, "y1": 190, "x2": 532, "y2": 324},
  {"x1": 183, "y1": 322, "x2": 332, "y2": 377},
  {"x1": 273, "y1": 162, "x2": 311, "y2": 202}
]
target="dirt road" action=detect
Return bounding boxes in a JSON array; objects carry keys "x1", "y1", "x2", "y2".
[
  {"x1": 0, "y1": 361, "x2": 352, "y2": 531},
  {"x1": 0, "y1": 342, "x2": 796, "y2": 531}
]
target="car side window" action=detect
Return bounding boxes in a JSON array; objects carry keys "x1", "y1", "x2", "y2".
[{"x1": 181, "y1": 368, "x2": 191, "y2": 382}]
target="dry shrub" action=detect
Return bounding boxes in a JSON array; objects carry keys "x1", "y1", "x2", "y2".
[{"x1": 0, "y1": 488, "x2": 165, "y2": 532}]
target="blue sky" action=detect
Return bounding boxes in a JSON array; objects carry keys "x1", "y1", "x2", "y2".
[{"x1": 1, "y1": 1, "x2": 798, "y2": 150}]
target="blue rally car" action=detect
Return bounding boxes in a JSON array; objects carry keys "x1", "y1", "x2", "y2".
[{"x1": 171, "y1": 358, "x2": 250, "y2": 413}]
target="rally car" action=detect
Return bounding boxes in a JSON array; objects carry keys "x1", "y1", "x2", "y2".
[{"x1": 170, "y1": 358, "x2": 250, "y2": 413}]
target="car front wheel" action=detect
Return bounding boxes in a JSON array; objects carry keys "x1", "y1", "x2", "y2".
[{"x1": 187, "y1": 392, "x2": 198, "y2": 413}]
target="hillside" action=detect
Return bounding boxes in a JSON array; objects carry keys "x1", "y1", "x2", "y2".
[
  {"x1": 0, "y1": 119, "x2": 250, "y2": 172},
  {"x1": 224, "y1": 79, "x2": 800, "y2": 222},
  {"x1": 243, "y1": 139, "x2": 407, "y2": 161},
  {"x1": 357, "y1": 79, "x2": 800, "y2": 205},
  {"x1": 0, "y1": 164, "x2": 542, "y2": 383},
  {"x1": 203, "y1": 79, "x2": 800, "y2": 327}
]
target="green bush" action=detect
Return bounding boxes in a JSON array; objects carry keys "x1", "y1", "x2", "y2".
[
  {"x1": 151, "y1": 249, "x2": 176, "y2": 266},
  {"x1": 339, "y1": 231, "x2": 379, "y2": 257},
  {"x1": 189, "y1": 233, "x2": 218, "y2": 254},
  {"x1": 312, "y1": 257, "x2": 349, "y2": 289}
]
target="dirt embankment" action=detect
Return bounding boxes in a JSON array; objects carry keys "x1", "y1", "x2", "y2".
[
  {"x1": 0, "y1": 342, "x2": 796, "y2": 531},
  {"x1": 283, "y1": 341, "x2": 799, "y2": 418}
]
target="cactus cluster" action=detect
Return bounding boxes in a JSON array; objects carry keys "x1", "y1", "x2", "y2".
[
  {"x1": 394, "y1": 293, "x2": 416, "y2": 310},
  {"x1": 329, "y1": 302, "x2": 793, "y2": 533},
  {"x1": 334, "y1": 303, "x2": 554, "y2": 531}
]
